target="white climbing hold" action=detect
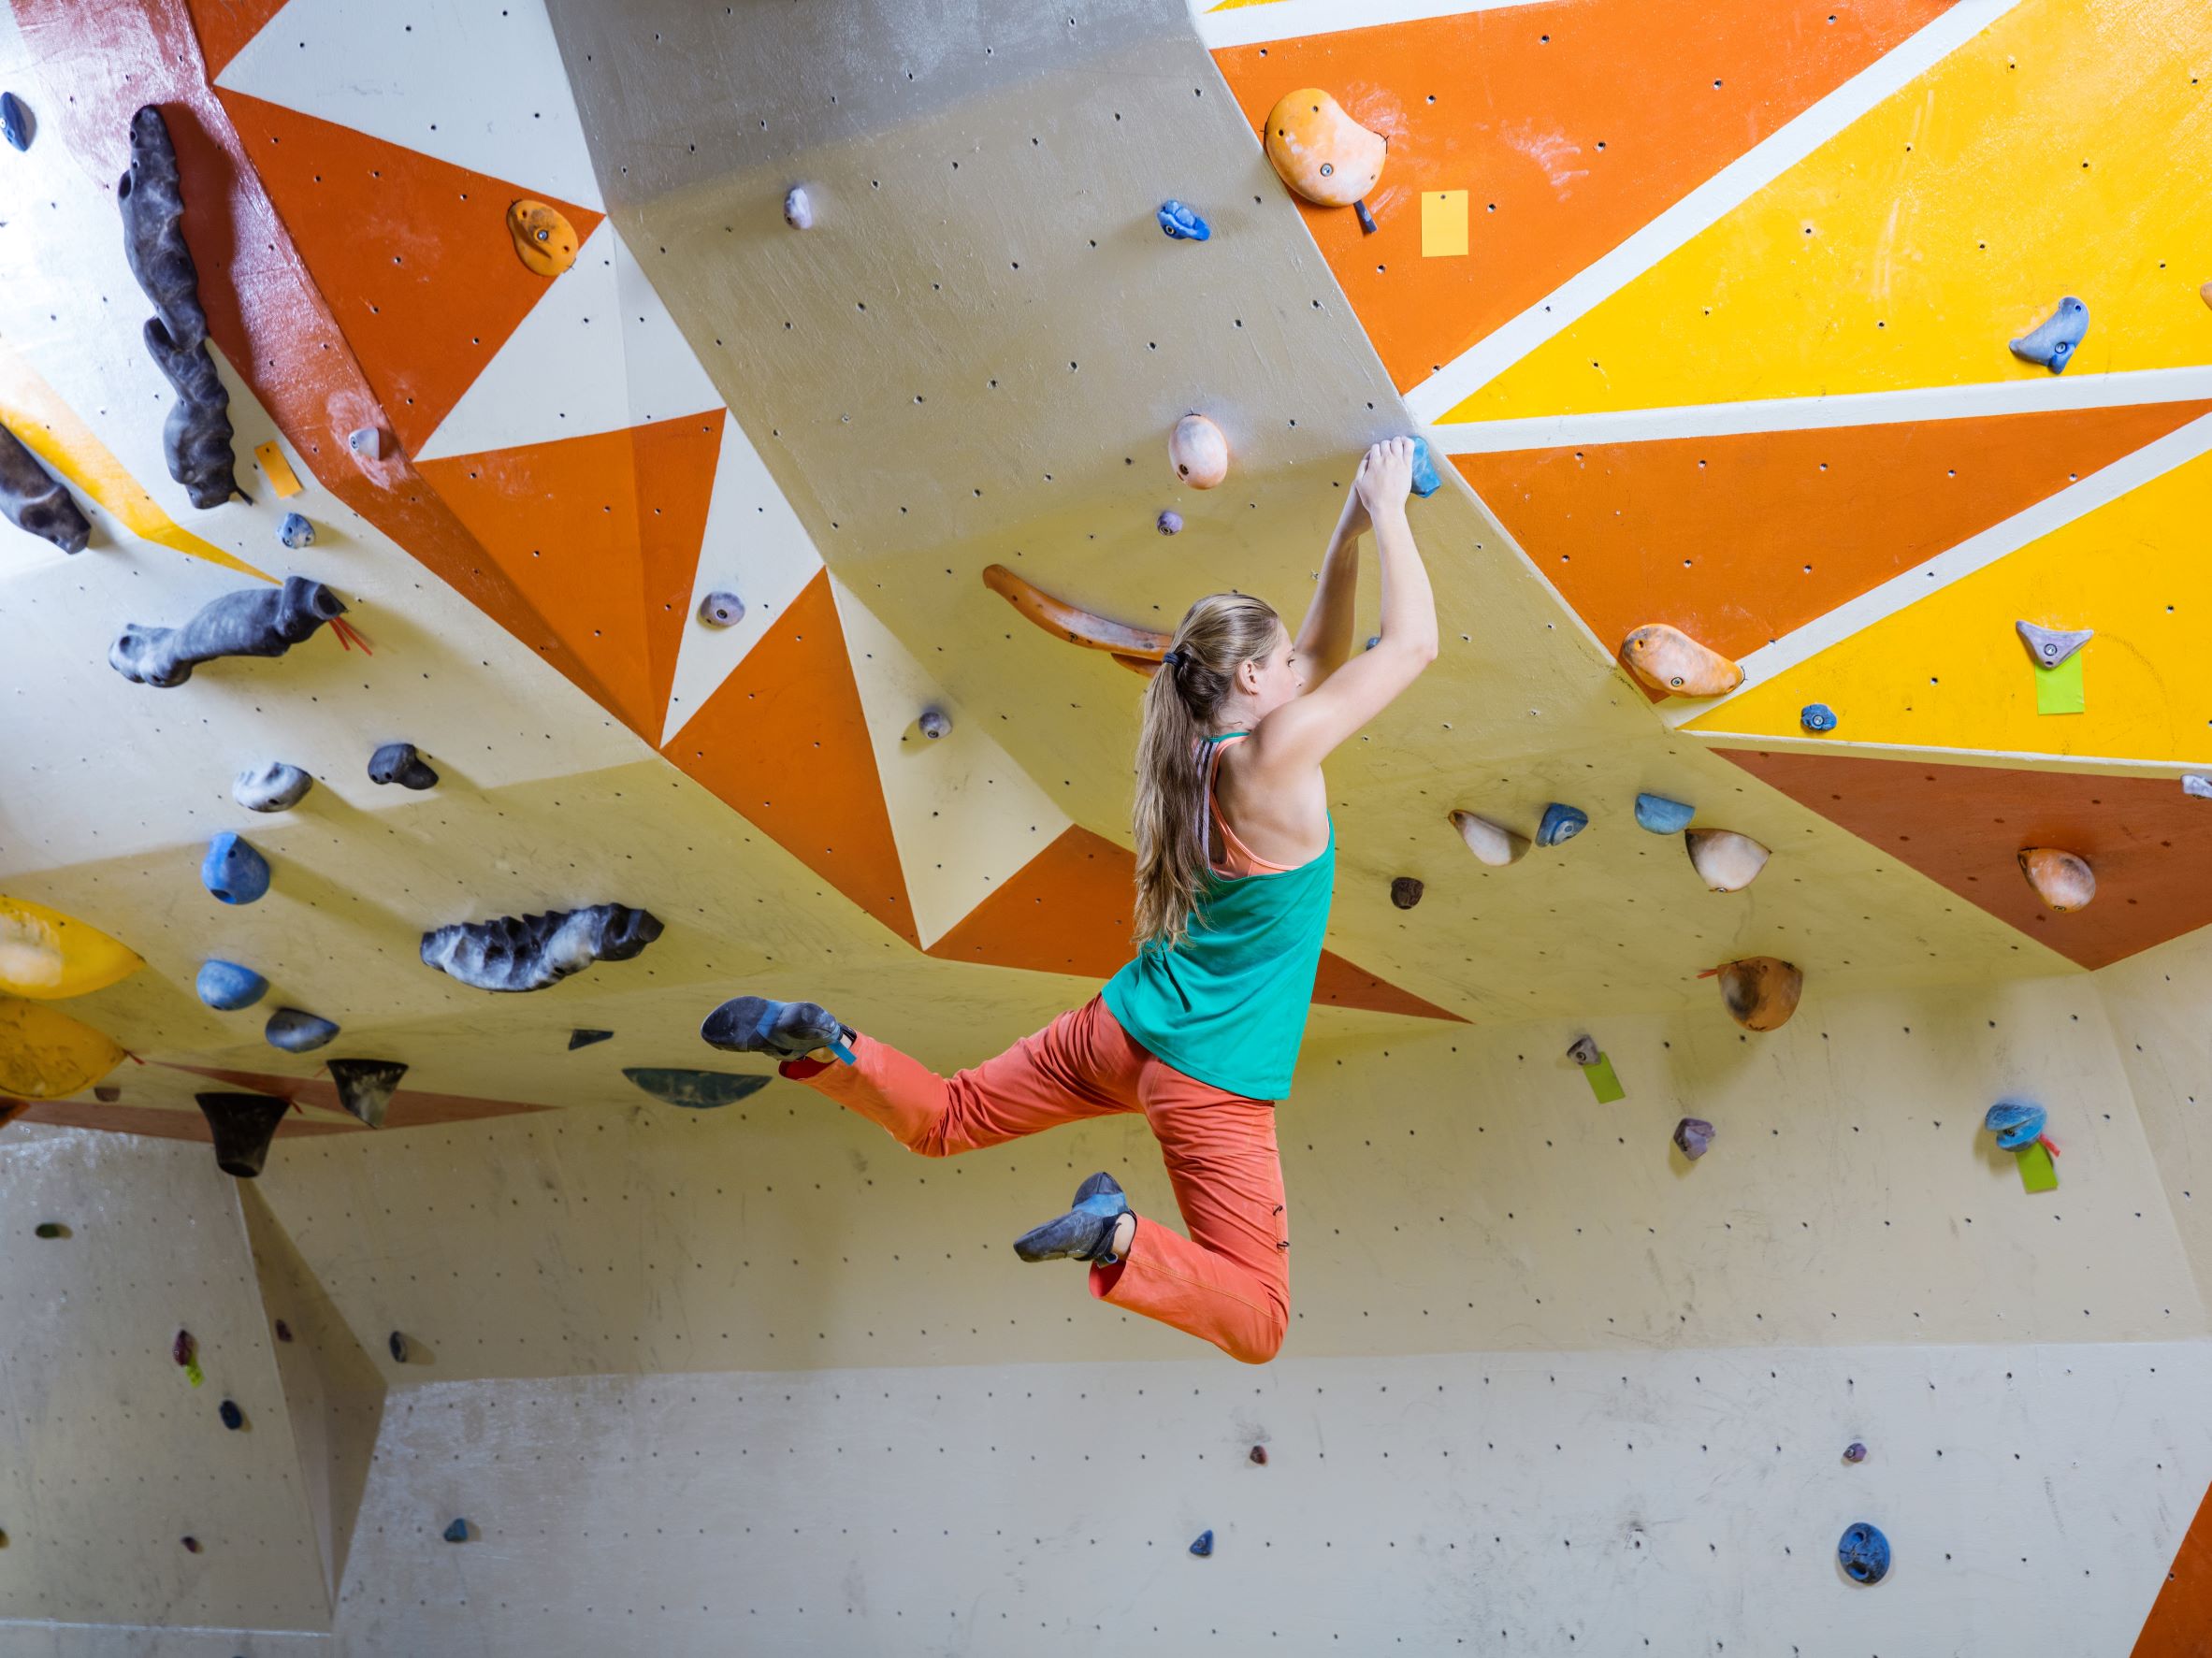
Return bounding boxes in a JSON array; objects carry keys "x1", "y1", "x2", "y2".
[
  {"x1": 1685, "y1": 829, "x2": 1770, "y2": 893},
  {"x1": 1449, "y1": 809, "x2": 1528, "y2": 868},
  {"x1": 1169, "y1": 413, "x2": 1228, "y2": 490},
  {"x1": 783, "y1": 186, "x2": 814, "y2": 230}
]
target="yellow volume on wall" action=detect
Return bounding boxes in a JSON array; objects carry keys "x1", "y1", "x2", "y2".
[{"x1": 0, "y1": 896, "x2": 144, "y2": 1000}]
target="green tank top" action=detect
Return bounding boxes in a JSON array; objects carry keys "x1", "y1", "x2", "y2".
[{"x1": 1102, "y1": 733, "x2": 1337, "y2": 1101}]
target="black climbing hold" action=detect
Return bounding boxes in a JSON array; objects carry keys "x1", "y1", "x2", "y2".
[
  {"x1": 219, "y1": 1400, "x2": 242, "y2": 1431},
  {"x1": 1843, "y1": 1441, "x2": 1868, "y2": 1463},
  {"x1": 273, "y1": 1319, "x2": 293, "y2": 1343},
  {"x1": 325, "y1": 1059, "x2": 407, "y2": 1130},
  {"x1": 568, "y1": 1029, "x2": 614, "y2": 1050},
  {"x1": 265, "y1": 1007, "x2": 339, "y2": 1054},
  {"x1": 33, "y1": 1221, "x2": 67, "y2": 1239},
  {"x1": 443, "y1": 1518, "x2": 470, "y2": 1543},
  {"x1": 181, "y1": 1535, "x2": 201, "y2": 1553},
  {"x1": 193, "y1": 1092, "x2": 289, "y2": 1178},
  {"x1": 1, "y1": 91, "x2": 32, "y2": 151},
  {"x1": 1249, "y1": 1445, "x2": 1267, "y2": 1465},
  {"x1": 388, "y1": 1331, "x2": 411, "y2": 1363},
  {"x1": 1390, "y1": 875, "x2": 1424, "y2": 909},
  {"x1": 1837, "y1": 1521, "x2": 1890, "y2": 1584},
  {"x1": 94, "y1": 1085, "x2": 121, "y2": 1103},
  {"x1": 420, "y1": 904, "x2": 664, "y2": 993},
  {"x1": 276, "y1": 511, "x2": 314, "y2": 549},
  {"x1": 202, "y1": 831, "x2": 271, "y2": 905},
  {"x1": 234, "y1": 760, "x2": 312, "y2": 813},
  {"x1": 0, "y1": 420, "x2": 91, "y2": 553},
  {"x1": 173, "y1": 1330, "x2": 195, "y2": 1367},
  {"x1": 143, "y1": 317, "x2": 246, "y2": 508},
  {"x1": 112, "y1": 575, "x2": 346, "y2": 686},
  {"x1": 1157, "y1": 199, "x2": 1211, "y2": 241},
  {"x1": 368, "y1": 742, "x2": 439, "y2": 790},
  {"x1": 1189, "y1": 1529, "x2": 1214, "y2": 1557},
  {"x1": 622, "y1": 1067, "x2": 773, "y2": 1109},
  {"x1": 118, "y1": 108, "x2": 208, "y2": 353},
  {"x1": 1673, "y1": 1117, "x2": 1715, "y2": 1161}
]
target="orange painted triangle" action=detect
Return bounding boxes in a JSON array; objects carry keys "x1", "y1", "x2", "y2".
[
  {"x1": 217, "y1": 88, "x2": 602, "y2": 456},
  {"x1": 183, "y1": 0, "x2": 290, "y2": 79},
  {"x1": 930, "y1": 826, "x2": 1461, "y2": 1020},
  {"x1": 1457, "y1": 399, "x2": 2212, "y2": 664},
  {"x1": 667, "y1": 569, "x2": 918, "y2": 946},
  {"x1": 2134, "y1": 1476, "x2": 2212, "y2": 1656},
  {"x1": 1211, "y1": 0, "x2": 1957, "y2": 391},
  {"x1": 416, "y1": 412, "x2": 722, "y2": 739}
]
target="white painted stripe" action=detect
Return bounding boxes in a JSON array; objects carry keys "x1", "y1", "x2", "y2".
[
  {"x1": 1403, "y1": 0, "x2": 2022, "y2": 425},
  {"x1": 1195, "y1": 0, "x2": 1554, "y2": 51},
  {"x1": 1425, "y1": 367, "x2": 2212, "y2": 454},
  {"x1": 1694, "y1": 732, "x2": 2212, "y2": 776},
  {"x1": 1656, "y1": 409, "x2": 2212, "y2": 729}
]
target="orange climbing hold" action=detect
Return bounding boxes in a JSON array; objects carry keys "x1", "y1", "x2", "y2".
[
  {"x1": 1701, "y1": 957, "x2": 1801, "y2": 1032},
  {"x1": 982, "y1": 564, "x2": 1171, "y2": 666},
  {"x1": 1619, "y1": 624, "x2": 1743, "y2": 698},
  {"x1": 2017, "y1": 847, "x2": 2096, "y2": 913},
  {"x1": 1263, "y1": 88, "x2": 1386, "y2": 209},
  {"x1": 506, "y1": 198, "x2": 579, "y2": 277}
]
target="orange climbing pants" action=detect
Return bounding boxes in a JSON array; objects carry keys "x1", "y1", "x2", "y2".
[{"x1": 780, "y1": 994, "x2": 1290, "y2": 1364}]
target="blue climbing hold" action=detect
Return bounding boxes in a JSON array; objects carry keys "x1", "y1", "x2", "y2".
[
  {"x1": 276, "y1": 512, "x2": 314, "y2": 550},
  {"x1": 201, "y1": 832, "x2": 270, "y2": 905},
  {"x1": 1800, "y1": 702, "x2": 1839, "y2": 733},
  {"x1": 219, "y1": 1399, "x2": 243, "y2": 1431},
  {"x1": 569, "y1": 1029, "x2": 614, "y2": 1051},
  {"x1": 443, "y1": 1519, "x2": 469, "y2": 1544},
  {"x1": 1633, "y1": 793, "x2": 1695, "y2": 835},
  {"x1": 195, "y1": 959, "x2": 268, "y2": 1012},
  {"x1": 1, "y1": 92, "x2": 30, "y2": 151},
  {"x1": 2008, "y1": 296, "x2": 2088, "y2": 375},
  {"x1": 1408, "y1": 435, "x2": 1441, "y2": 498},
  {"x1": 265, "y1": 1007, "x2": 339, "y2": 1054},
  {"x1": 1837, "y1": 1521, "x2": 1890, "y2": 1585},
  {"x1": 1536, "y1": 802, "x2": 1588, "y2": 847},
  {"x1": 1189, "y1": 1529, "x2": 1214, "y2": 1557},
  {"x1": 1157, "y1": 200, "x2": 1211, "y2": 241},
  {"x1": 622, "y1": 1067, "x2": 772, "y2": 1109},
  {"x1": 1984, "y1": 1098, "x2": 2046, "y2": 1151}
]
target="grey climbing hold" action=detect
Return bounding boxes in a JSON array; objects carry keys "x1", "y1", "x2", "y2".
[
  {"x1": 622, "y1": 1068, "x2": 773, "y2": 1109},
  {"x1": 1409, "y1": 435, "x2": 1440, "y2": 498},
  {"x1": 368, "y1": 742, "x2": 439, "y2": 790},
  {"x1": 0, "y1": 421, "x2": 91, "y2": 553},
  {"x1": 233, "y1": 760, "x2": 312, "y2": 813},
  {"x1": 1633, "y1": 793, "x2": 1694, "y2": 835},
  {"x1": 196, "y1": 959, "x2": 267, "y2": 1010},
  {"x1": 420, "y1": 904, "x2": 664, "y2": 993},
  {"x1": 1566, "y1": 1034, "x2": 1601, "y2": 1067},
  {"x1": 782, "y1": 185, "x2": 814, "y2": 229},
  {"x1": 347, "y1": 426, "x2": 387, "y2": 460},
  {"x1": 1390, "y1": 875, "x2": 1424, "y2": 909},
  {"x1": 265, "y1": 1008, "x2": 339, "y2": 1054},
  {"x1": 1800, "y1": 702, "x2": 1838, "y2": 733},
  {"x1": 1189, "y1": 1530, "x2": 1213, "y2": 1557},
  {"x1": 699, "y1": 590, "x2": 744, "y2": 627},
  {"x1": 201, "y1": 832, "x2": 270, "y2": 905},
  {"x1": 2016, "y1": 619, "x2": 2091, "y2": 669},
  {"x1": 1673, "y1": 1117, "x2": 1715, "y2": 1161},
  {"x1": 918, "y1": 708, "x2": 952, "y2": 741},
  {"x1": 194, "y1": 1092, "x2": 289, "y2": 1178},
  {"x1": 1, "y1": 91, "x2": 32, "y2": 151},
  {"x1": 2185, "y1": 774, "x2": 2212, "y2": 801},
  {"x1": 569, "y1": 1029, "x2": 614, "y2": 1051},
  {"x1": 326, "y1": 1060, "x2": 406, "y2": 1130},
  {"x1": 1843, "y1": 1441, "x2": 1868, "y2": 1463},
  {"x1": 2008, "y1": 296, "x2": 2088, "y2": 374},
  {"x1": 1536, "y1": 802, "x2": 1587, "y2": 847},
  {"x1": 110, "y1": 574, "x2": 347, "y2": 686},
  {"x1": 94, "y1": 1085, "x2": 120, "y2": 1103},
  {"x1": 143, "y1": 317, "x2": 245, "y2": 509},
  {"x1": 1837, "y1": 1521, "x2": 1890, "y2": 1585},
  {"x1": 388, "y1": 1331, "x2": 412, "y2": 1362},
  {"x1": 276, "y1": 511, "x2": 314, "y2": 549},
  {"x1": 1157, "y1": 199, "x2": 1210, "y2": 241},
  {"x1": 219, "y1": 1400, "x2": 243, "y2": 1430},
  {"x1": 1157, "y1": 510, "x2": 1182, "y2": 536}
]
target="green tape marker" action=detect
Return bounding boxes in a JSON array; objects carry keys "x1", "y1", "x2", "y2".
[
  {"x1": 1583, "y1": 1053, "x2": 1626, "y2": 1104},
  {"x1": 184, "y1": 1357, "x2": 204, "y2": 1389},
  {"x1": 2017, "y1": 1140, "x2": 2059, "y2": 1193},
  {"x1": 2035, "y1": 652, "x2": 2085, "y2": 715}
]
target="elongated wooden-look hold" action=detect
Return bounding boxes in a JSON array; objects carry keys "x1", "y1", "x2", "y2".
[
  {"x1": 2017, "y1": 846, "x2": 2095, "y2": 912},
  {"x1": 1449, "y1": 809, "x2": 1528, "y2": 867},
  {"x1": 1619, "y1": 624, "x2": 1743, "y2": 697},
  {"x1": 1685, "y1": 829, "x2": 1771, "y2": 893},
  {"x1": 1169, "y1": 413, "x2": 1229, "y2": 489},
  {"x1": 1702, "y1": 956, "x2": 1801, "y2": 1031},
  {"x1": 981, "y1": 564, "x2": 1170, "y2": 667},
  {"x1": 1263, "y1": 88, "x2": 1387, "y2": 209}
]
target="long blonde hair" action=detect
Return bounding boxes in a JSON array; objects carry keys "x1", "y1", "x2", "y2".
[{"x1": 1132, "y1": 592, "x2": 1286, "y2": 951}]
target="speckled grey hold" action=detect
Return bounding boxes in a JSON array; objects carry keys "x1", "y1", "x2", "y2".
[
  {"x1": 368, "y1": 742, "x2": 439, "y2": 790},
  {"x1": 420, "y1": 903, "x2": 664, "y2": 993},
  {"x1": 277, "y1": 512, "x2": 314, "y2": 549},
  {"x1": 699, "y1": 590, "x2": 744, "y2": 627},
  {"x1": 142, "y1": 318, "x2": 243, "y2": 508},
  {"x1": 0, "y1": 421, "x2": 91, "y2": 553},
  {"x1": 234, "y1": 760, "x2": 312, "y2": 813},
  {"x1": 110, "y1": 575, "x2": 345, "y2": 686},
  {"x1": 117, "y1": 107, "x2": 207, "y2": 353},
  {"x1": 325, "y1": 1059, "x2": 407, "y2": 1130},
  {"x1": 918, "y1": 708, "x2": 951, "y2": 741}
]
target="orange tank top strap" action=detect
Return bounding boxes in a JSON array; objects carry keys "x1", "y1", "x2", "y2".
[{"x1": 1199, "y1": 731, "x2": 1297, "y2": 878}]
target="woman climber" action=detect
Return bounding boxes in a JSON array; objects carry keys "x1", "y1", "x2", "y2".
[{"x1": 701, "y1": 438, "x2": 1437, "y2": 1363}]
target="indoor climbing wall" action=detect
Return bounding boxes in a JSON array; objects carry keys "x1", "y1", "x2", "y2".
[{"x1": 1, "y1": 0, "x2": 2209, "y2": 1651}]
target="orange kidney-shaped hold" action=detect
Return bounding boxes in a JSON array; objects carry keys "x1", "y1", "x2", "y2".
[
  {"x1": 1169, "y1": 413, "x2": 1229, "y2": 489},
  {"x1": 1704, "y1": 956, "x2": 1801, "y2": 1032},
  {"x1": 1263, "y1": 88, "x2": 1386, "y2": 209},
  {"x1": 1619, "y1": 624, "x2": 1743, "y2": 698},
  {"x1": 507, "y1": 199, "x2": 578, "y2": 277},
  {"x1": 2017, "y1": 846, "x2": 2095, "y2": 912}
]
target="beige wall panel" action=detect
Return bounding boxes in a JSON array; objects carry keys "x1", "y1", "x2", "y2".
[{"x1": 2097, "y1": 924, "x2": 2212, "y2": 1300}]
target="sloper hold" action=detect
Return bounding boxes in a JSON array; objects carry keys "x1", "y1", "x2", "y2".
[
  {"x1": 2017, "y1": 846, "x2": 2095, "y2": 912},
  {"x1": 193, "y1": 1091, "x2": 289, "y2": 1178},
  {"x1": 622, "y1": 1067, "x2": 772, "y2": 1109},
  {"x1": 1536, "y1": 802, "x2": 1587, "y2": 847},
  {"x1": 0, "y1": 996, "x2": 126, "y2": 1098},
  {"x1": 1449, "y1": 809, "x2": 1528, "y2": 867},
  {"x1": 505, "y1": 198, "x2": 578, "y2": 277},
  {"x1": 1633, "y1": 793, "x2": 1695, "y2": 835},
  {"x1": 233, "y1": 760, "x2": 311, "y2": 813},
  {"x1": 111, "y1": 575, "x2": 346, "y2": 686},
  {"x1": 368, "y1": 742, "x2": 439, "y2": 790},
  {"x1": 0, "y1": 421, "x2": 91, "y2": 552},
  {"x1": 1262, "y1": 88, "x2": 1386, "y2": 209},
  {"x1": 1619, "y1": 624, "x2": 1743, "y2": 698},
  {"x1": 2008, "y1": 296, "x2": 2088, "y2": 374},
  {"x1": 325, "y1": 1059, "x2": 406, "y2": 1129},
  {"x1": 0, "y1": 895, "x2": 142, "y2": 1000},
  {"x1": 2015, "y1": 619, "x2": 2092, "y2": 670},
  {"x1": 195, "y1": 959, "x2": 267, "y2": 1011},
  {"x1": 1685, "y1": 829, "x2": 1771, "y2": 892},
  {"x1": 420, "y1": 904, "x2": 664, "y2": 992},
  {"x1": 265, "y1": 1007, "x2": 339, "y2": 1054},
  {"x1": 1703, "y1": 956, "x2": 1802, "y2": 1031},
  {"x1": 201, "y1": 833, "x2": 269, "y2": 906},
  {"x1": 1170, "y1": 414, "x2": 1228, "y2": 489}
]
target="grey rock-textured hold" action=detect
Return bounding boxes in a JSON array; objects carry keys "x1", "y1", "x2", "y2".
[
  {"x1": 142, "y1": 317, "x2": 244, "y2": 508},
  {"x1": 420, "y1": 904, "x2": 664, "y2": 993},
  {"x1": 1673, "y1": 1117, "x2": 1716, "y2": 1160},
  {"x1": 918, "y1": 708, "x2": 951, "y2": 741},
  {"x1": 368, "y1": 742, "x2": 439, "y2": 790},
  {"x1": 117, "y1": 107, "x2": 207, "y2": 353},
  {"x1": 233, "y1": 760, "x2": 312, "y2": 813},
  {"x1": 699, "y1": 590, "x2": 744, "y2": 627},
  {"x1": 325, "y1": 1059, "x2": 407, "y2": 1130},
  {"x1": 110, "y1": 575, "x2": 346, "y2": 686},
  {"x1": 2185, "y1": 774, "x2": 2212, "y2": 801},
  {"x1": 0, "y1": 421, "x2": 91, "y2": 553}
]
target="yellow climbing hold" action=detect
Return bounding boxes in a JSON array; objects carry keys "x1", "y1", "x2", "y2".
[
  {"x1": 0, "y1": 996, "x2": 126, "y2": 1099},
  {"x1": 507, "y1": 199, "x2": 580, "y2": 278},
  {"x1": 0, "y1": 896, "x2": 143, "y2": 1000}
]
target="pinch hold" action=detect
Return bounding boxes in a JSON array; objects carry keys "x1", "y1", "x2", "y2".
[
  {"x1": 1450, "y1": 809, "x2": 1529, "y2": 867},
  {"x1": 1685, "y1": 829, "x2": 1771, "y2": 893},
  {"x1": 1619, "y1": 624, "x2": 1742, "y2": 698}
]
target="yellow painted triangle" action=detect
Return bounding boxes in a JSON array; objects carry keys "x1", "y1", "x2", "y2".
[
  {"x1": 1688, "y1": 443, "x2": 2212, "y2": 765},
  {"x1": 0, "y1": 347, "x2": 272, "y2": 582},
  {"x1": 1448, "y1": 0, "x2": 2212, "y2": 424}
]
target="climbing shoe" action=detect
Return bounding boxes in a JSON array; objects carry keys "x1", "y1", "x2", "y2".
[
  {"x1": 1013, "y1": 1172, "x2": 1130, "y2": 1264},
  {"x1": 700, "y1": 995, "x2": 855, "y2": 1063}
]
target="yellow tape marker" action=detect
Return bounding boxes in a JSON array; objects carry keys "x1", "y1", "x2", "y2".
[
  {"x1": 255, "y1": 440, "x2": 304, "y2": 498},
  {"x1": 1422, "y1": 190, "x2": 1469, "y2": 259}
]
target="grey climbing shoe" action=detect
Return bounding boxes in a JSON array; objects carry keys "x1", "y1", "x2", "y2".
[
  {"x1": 700, "y1": 995, "x2": 855, "y2": 1063},
  {"x1": 1013, "y1": 1172, "x2": 1130, "y2": 1264}
]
